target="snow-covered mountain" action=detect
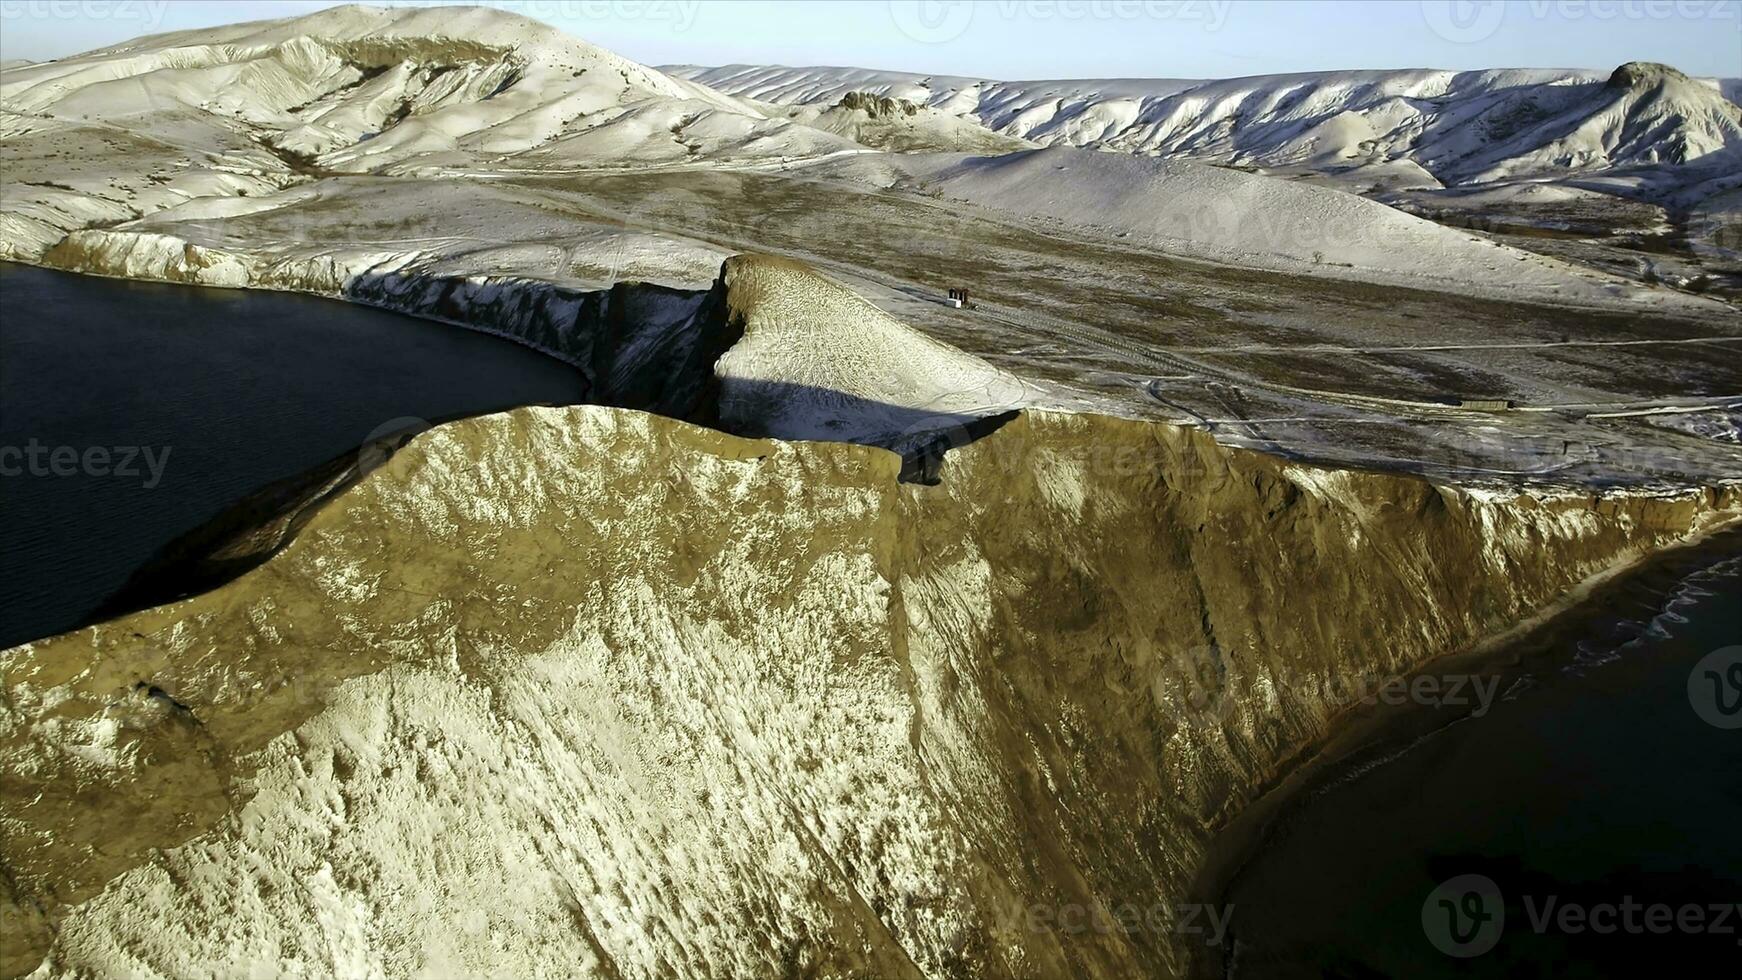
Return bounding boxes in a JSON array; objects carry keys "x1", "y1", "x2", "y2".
[
  {"x1": 0, "y1": 4, "x2": 895, "y2": 260},
  {"x1": 5, "y1": 4, "x2": 1725, "y2": 308},
  {"x1": 0, "y1": 4, "x2": 858, "y2": 175},
  {"x1": 673, "y1": 63, "x2": 1742, "y2": 204}
]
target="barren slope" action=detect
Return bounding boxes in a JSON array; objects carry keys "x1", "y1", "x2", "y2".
[
  {"x1": 817, "y1": 146, "x2": 1652, "y2": 299},
  {"x1": 4, "y1": 404, "x2": 1736, "y2": 979}
]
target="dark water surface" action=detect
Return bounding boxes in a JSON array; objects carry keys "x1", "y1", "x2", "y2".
[
  {"x1": 1218, "y1": 537, "x2": 1742, "y2": 978},
  {"x1": 1, "y1": 264, "x2": 586, "y2": 647}
]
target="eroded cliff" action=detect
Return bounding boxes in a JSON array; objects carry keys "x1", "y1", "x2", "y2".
[
  {"x1": 40, "y1": 228, "x2": 736, "y2": 419},
  {"x1": 33, "y1": 240, "x2": 1041, "y2": 459},
  {"x1": 3, "y1": 405, "x2": 1735, "y2": 978}
]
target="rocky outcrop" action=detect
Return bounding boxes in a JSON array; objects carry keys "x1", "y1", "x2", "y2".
[
  {"x1": 1607, "y1": 61, "x2": 1694, "y2": 91},
  {"x1": 3, "y1": 405, "x2": 1735, "y2": 978},
  {"x1": 838, "y1": 91, "x2": 919, "y2": 118}
]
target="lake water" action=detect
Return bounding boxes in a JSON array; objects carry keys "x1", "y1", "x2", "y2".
[
  {"x1": 1215, "y1": 534, "x2": 1742, "y2": 977},
  {"x1": 0, "y1": 264, "x2": 587, "y2": 648}
]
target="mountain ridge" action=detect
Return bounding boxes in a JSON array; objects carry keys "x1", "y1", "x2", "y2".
[
  {"x1": 672, "y1": 61, "x2": 1742, "y2": 205},
  {"x1": 0, "y1": 3, "x2": 857, "y2": 176},
  {"x1": 6, "y1": 400, "x2": 1737, "y2": 979}
]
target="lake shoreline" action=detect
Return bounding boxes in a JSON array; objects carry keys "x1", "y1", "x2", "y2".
[
  {"x1": 0, "y1": 263, "x2": 591, "y2": 647},
  {"x1": 1188, "y1": 523, "x2": 1742, "y2": 976}
]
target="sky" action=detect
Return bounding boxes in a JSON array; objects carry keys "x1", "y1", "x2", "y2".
[{"x1": 2, "y1": 0, "x2": 1738, "y2": 78}]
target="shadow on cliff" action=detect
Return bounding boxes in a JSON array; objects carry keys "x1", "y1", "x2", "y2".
[{"x1": 335, "y1": 265, "x2": 1020, "y2": 479}]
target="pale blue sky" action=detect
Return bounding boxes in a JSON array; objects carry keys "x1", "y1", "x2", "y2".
[{"x1": 2, "y1": 1, "x2": 1738, "y2": 79}]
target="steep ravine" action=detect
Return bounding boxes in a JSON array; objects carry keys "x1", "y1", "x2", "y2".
[{"x1": 3, "y1": 404, "x2": 1736, "y2": 979}]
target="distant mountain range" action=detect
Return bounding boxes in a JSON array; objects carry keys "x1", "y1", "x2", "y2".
[
  {"x1": 6, "y1": 1, "x2": 1735, "y2": 206},
  {"x1": 3, "y1": 3, "x2": 1737, "y2": 286},
  {"x1": 674, "y1": 63, "x2": 1742, "y2": 205}
]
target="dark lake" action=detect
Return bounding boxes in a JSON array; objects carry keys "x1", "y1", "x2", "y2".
[
  {"x1": 0, "y1": 264, "x2": 586, "y2": 648},
  {"x1": 1216, "y1": 535, "x2": 1742, "y2": 978}
]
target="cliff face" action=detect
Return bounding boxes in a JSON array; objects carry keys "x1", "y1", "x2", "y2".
[
  {"x1": 39, "y1": 229, "x2": 735, "y2": 420},
  {"x1": 4, "y1": 405, "x2": 1734, "y2": 978},
  {"x1": 36, "y1": 237, "x2": 1038, "y2": 455}
]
